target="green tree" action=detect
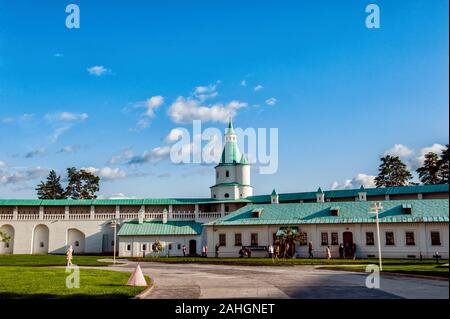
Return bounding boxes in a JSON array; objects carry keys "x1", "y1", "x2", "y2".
[
  {"x1": 35, "y1": 170, "x2": 66, "y2": 199},
  {"x1": 279, "y1": 227, "x2": 300, "y2": 258},
  {"x1": 437, "y1": 145, "x2": 449, "y2": 183},
  {"x1": 65, "y1": 167, "x2": 100, "y2": 199},
  {"x1": 0, "y1": 230, "x2": 11, "y2": 244},
  {"x1": 152, "y1": 240, "x2": 163, "y2": 257},
  {"x1": 374, "y1": 155, "x2": 413, "y2": 187},
  {"x1": 417, "y1": 152, "x2": 441, "y2": 185}
]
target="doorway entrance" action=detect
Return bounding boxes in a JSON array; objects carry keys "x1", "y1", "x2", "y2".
[
  {"x1": 343, "y1": 231, "x2": 353, "y2": 258},
  {"x1": 189, "y1": 239, "x2": 197, "y2": 256}
]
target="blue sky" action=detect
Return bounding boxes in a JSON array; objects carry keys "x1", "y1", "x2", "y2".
[{"x1": 0, "y1": 0, "x2": 448, "y2": 199}]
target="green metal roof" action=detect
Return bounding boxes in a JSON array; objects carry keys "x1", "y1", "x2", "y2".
[
  {"x1": 118, "y1": 221, "x2": 203, "y2": 236},
  {"x1": 204, "y1": 199, "x2": 449, "y2": 226},
  {"x1": 246, "y1": 184, "x2": 449, "y2": 203}
]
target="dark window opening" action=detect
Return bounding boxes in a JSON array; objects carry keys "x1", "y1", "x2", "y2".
[
  {"x1": 405, "y1": 232, "x2": 415, "y2": 246},
  {"x1": 224, "y1": 193, "x2": 230, "y2": 198},
  {"x1": 219, "y1": 234, "x2": 226, "y2": 246},
  {"x1": 431, "y1": 232, "x2": 441, "y2": 245},
  {"x1": 226, "y1": 171, "x2": 229, "y2": 177},
  {"x1": 251, "y1": 233, "x2": 258, "y2": 246},
  {"x1": 385, "y1": 232, "x2": 395, "y2": 245},
  {"x1": 235, "y1": 233, "x2": 242, "y2": 246},
  {"x1": 321, "y1": 233, "x2": 328, "y2": 246},
  {"x1": 366, "y1": 232, "x2": 375, "y2": 246},
  {"x1": 331, "y1": 232, "x2": 339, "y2": 245}
]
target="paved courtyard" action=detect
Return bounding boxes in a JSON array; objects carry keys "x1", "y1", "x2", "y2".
[{"x1": 104, "y1": 261, "x2": 449, "y2": 299}]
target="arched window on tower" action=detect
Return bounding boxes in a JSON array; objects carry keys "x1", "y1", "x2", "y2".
[
  {"x1": 224, "y1": 193, "x2": 230, "y2": 198},
  {"x1": 216, "y1": 171, "x2": 219, "y2": 179},
  {"x1": 226, "y1": 170, "x2": 229, "y2": 178}
]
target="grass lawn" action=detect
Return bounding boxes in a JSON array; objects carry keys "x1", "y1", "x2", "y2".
[
  {"x1": 0, "y1": 254, "x2": 113, "y2": 267},
  {"x1": 0, "y1": 266, "x2": 150, "y2": 299}
]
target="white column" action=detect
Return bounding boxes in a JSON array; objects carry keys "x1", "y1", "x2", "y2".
[
  {"x1": 64, "y1": 205, "x2": 69, "y2": 220},
  {"x1": 385, "y1": 194, "x2": 390, "y2": 200},
  {"x1": 115, "y1": 205, "x2": 120, "y2": 219},
  {"x1": 39, "y1": 206, "x2": 44, "y2": 220},
  {"x1": 194, "y1": 204, "x2": 199, "y2": 220},
  {"x1": 168, "y1": 204, "x2": 173, "y2": 220},
  {"x1": 90, "y1": 205, "x2": 95, "y2": 220},
  {"x1": 13, "y1": 206, "x2": 18, "y2": 220},
  {"x1": 220, "y1": 203, "x2": 225, "y2": 217}
]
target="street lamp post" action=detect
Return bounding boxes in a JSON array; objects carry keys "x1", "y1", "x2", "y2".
[
  {"x1": 369, "y1": 202, "x2": 383, "y2": 271},
  {"x1": 111, "y1": 218, "x2": 120, "y2": 265}
]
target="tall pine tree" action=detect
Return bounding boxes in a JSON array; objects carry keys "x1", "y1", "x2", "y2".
[
  {"x1": 35, "y1": 170, "x2": 66, "y2": 199},
  {"x1": 417, "y1": 152, "x2": 441, "y2": 184},
  {"x1": 375, "y1": 155, "x2": 413, "y2": 187},
  {"x1": 65, "y1": 167, "x2": 100, "y2": 199},
  {"x1": 437, "y1": 144, "x2": 449, "y2": 183}
]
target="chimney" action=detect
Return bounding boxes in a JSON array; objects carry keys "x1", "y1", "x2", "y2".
[
  {"x1": 271, "y1": 189, "x2": 279, "y2": 204},
  {"x1": 316, "y1": 187, "x2": 325, "y2": 203},
  {"x1": 358, "y1": 185, "x2": 367, "y2": 201}
]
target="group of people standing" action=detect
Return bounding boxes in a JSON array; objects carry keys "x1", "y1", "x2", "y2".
[{"x1": 323, "y1": 242, "x2": 357, "y2": 260}]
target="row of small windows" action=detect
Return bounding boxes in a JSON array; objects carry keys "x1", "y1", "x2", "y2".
[
  {"x1": 219, "y1": 233, "x2": 259, "y2": 247},
  {"x1": 218, "y1": 231, "x2": 442, "y2": 247},
  {"x1": 364, "y1": 231, "x2": 441, "y2": 246},
  {"x1": 125, "y1": 242, "x2": 185, "y2": 251}
]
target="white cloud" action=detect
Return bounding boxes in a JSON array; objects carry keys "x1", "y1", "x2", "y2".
[
  {"x1": 46, "y1": 112, "x2": 88, "y2": 122},
  {"x1": 164, "y1": 128, "x2": 185, "y2": 144},
  {"x1": 193, "y1": 84, "x2": 218, "y2": 101},
  {"x1": 82, "y1": 166, "x2": 127, "y2": 180},
  {"x1": 99, "y1": 193, "x2": 140, "y2": 199},
  {"x1": 87, "y1": 65, "x2": 111, "y2": 76},
  {"x1": 25, "y1": 147, "x2": 47, "y2": 158},
  {"x1": 0, "y1": 161, "x2": 6, "y2": 167},
  {"x1": 383, "y1": 144, "x2": 413, "y2": 157},
  {"x1": 108, "y1": 148, "x2": 134, "y2": 165},
  {"x1": 0, "y1": 166, "x2": 47, "y2": 185},
  {"x1": 168, "y1": 96, "x2": 247, "y2": 124},
  {"x1": 128, "y1": 96, "x2": 164, "y2": 130},
  {"x1": 57, "y1": 146, "x2": 80, "y2": 154},
  {"x1": 383, "y1": 143, "x2": 447, "y2": 170},
  {"x1": 416, "y1": 144, "x2": 446, "y2": 167},
  {"x1": 50, "y1": 126, "x2": 71, "y2": 143},
  {"x1": 265, "y1": 97, "x2": 277, "y2": 106},
  {"x1": 330, "y1": 173, "x2": 376, "y2": 190},
  {"x1": 54, "y1": 53, "x2": 63, "y2": 58},
  {"x1": 128, "y1": 146, "x2": 171, "y2": 165},
  {"x1": 240, "y1": 80, "x2": 247, "y2": 87},
  {"x1": 1, "y1": 113, "x2": 34, "y2": 124},
  {"x1": 254, "y1": 85, "x2": 263, "y2": 91}
]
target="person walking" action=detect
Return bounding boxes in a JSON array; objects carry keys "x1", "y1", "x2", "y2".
[
  {"x1": 308, "y1": 241, "x2": 314, "y2": 258},
  {"x1": 215, "y1": 244, "x2": 220, "y2": 258},
  {"x1": 268, "y1": 244, "x2": 274, "y2": 259},
  {"x1": 274, "y1": 244, "x2": 280, "y2": 259},
  {"x1": 202, "y1": 245, "x2": 206, "y2": 257},
  {"x1": 339, "y1": 243, "x2": 344, "y2": 259},
  {"x1": 352, "y1": 243, "x2": 357, "y2": 260},
  {"x1": 326, "y1": 246, "x2": 331, "y2": 260},
  {"x1": 182, "y1": 244, "x2": 187, "y2": 257},
  {"x1": 205, "y1": 245, "x2": 209, "y2": 257}
]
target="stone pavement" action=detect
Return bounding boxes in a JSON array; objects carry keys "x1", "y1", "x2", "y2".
[{"x1": 97, "y1": 260, "x2": 448, "y2": 299}]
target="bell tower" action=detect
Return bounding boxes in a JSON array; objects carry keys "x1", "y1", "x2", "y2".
[{"x1": 210, "y1": 119, "x2": 252, "y2": 200}]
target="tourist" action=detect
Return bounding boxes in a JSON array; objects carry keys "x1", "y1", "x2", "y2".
[
  {"x1": 182, "y1": 245, "x2": 187, "y2": 257},
  {"x1": 268, "y1": 244, "x2": 274, "y2": 259},
  {"x1": 205, "y1": 245, "x2": 209, "y2": 257},
  {"x1": 352, "y1": 243, "x2": 357, "y2": 260},
  {"x1": 308, "y1": 241, "x2": 314, "y2": 258},
  {"x1": 239, "y1": 247, "x2": 244, "y2": 258},
  {"x1": 274, "y1": 244, "x2": 280, "y2": 259},
  {"x1": 66, "y1": 245, "x2": 73, "y2": 267},
  {"x1": 215, "y1": 244, "x2": 220, "y2": 258},
  {"x1": 339, "y1": 243, "x2": 344, "y2": 259},
  {"x1": 326, "y1": 246, "x2": 331, "y2": 260},
  {"x1": 202, "y1": 245, "x2": 206, "y2": 257}
]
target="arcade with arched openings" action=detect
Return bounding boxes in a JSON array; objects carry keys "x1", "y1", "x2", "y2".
[{"x1": 67, "y1": 228, "x2": 86, "y2": 253}]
